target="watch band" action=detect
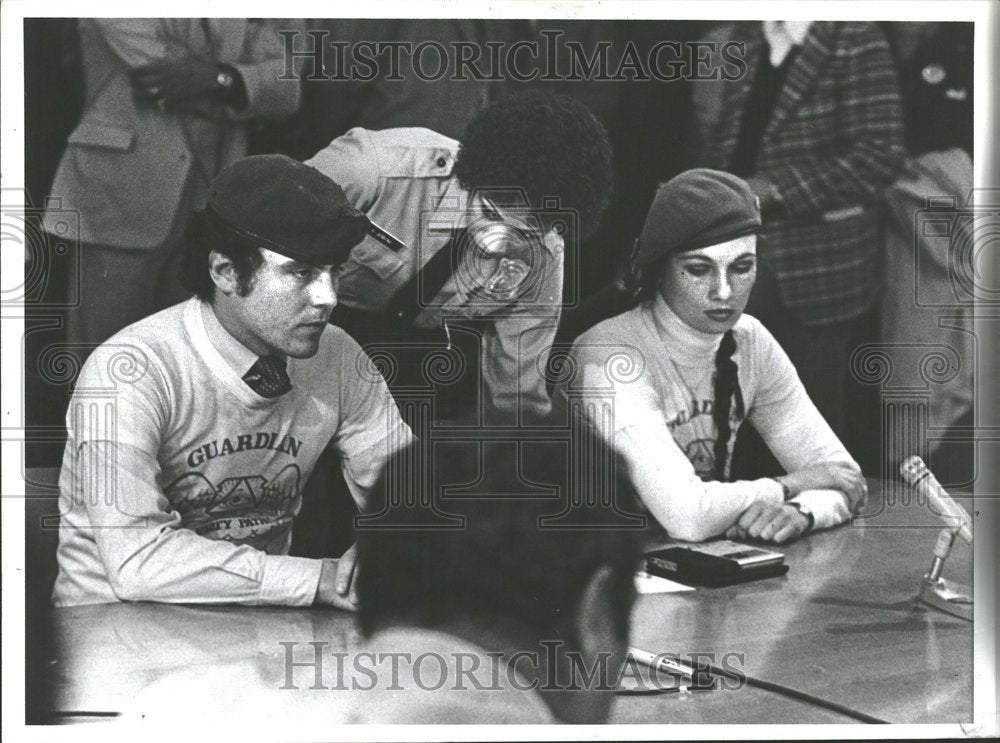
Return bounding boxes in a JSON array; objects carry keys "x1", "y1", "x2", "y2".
[
  {"x1": 774, "y1": 477, "x2": 792, "y2": 501},
  {"x1": 786, "y1": 501, "x2": 815, "y2": 531},
  {"x1": 212, "y1": 64, "x2": 247, "y2": 110},
  {"x1": 216, "y1": 67, "x2": 235, "y2": 91}
]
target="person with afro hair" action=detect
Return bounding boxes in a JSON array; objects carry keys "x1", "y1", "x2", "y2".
[
  {"x1": 451, "y1": 90, "x2": 613, "y2": 241},
  {"x1": 306, "y1": 91, "x2": 613, "y2": 420}
]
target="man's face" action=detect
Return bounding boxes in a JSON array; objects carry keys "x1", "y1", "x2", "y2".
[
  {"x1": 219, "y1": 248, "x2": 338, "y2": 359},
  {"x1": 457, "y1": 193, "x2": 548, "y2": 302},
  {"x1": 466, "y1": 192, "x2": 548, "y2": 250}
]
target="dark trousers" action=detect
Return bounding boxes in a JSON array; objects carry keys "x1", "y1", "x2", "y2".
[
  {"x1": 66, "y1": 238, "x2": 190, "y2": 355},
  {"x1": 291, "y1": 309, "x2": 491, "y2": 558},
  {"x1": 328, "y1": 305, "x2": 490, "y2": 428}
]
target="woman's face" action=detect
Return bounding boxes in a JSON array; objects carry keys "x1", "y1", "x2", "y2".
[{"x1": 659, "y1": 234, "x2": 757, "y2": 333}]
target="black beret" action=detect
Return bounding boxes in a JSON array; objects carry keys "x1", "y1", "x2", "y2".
[
  {"x1": 204, "y1": 154, "x2": 369, "y2": 265},
  {"x1": 636, "y1": 169, "x2": 762, "y2": 266}
]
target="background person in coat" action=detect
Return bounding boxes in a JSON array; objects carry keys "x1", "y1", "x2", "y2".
[
  {"x1": 44, "y1": 18, "x2": 301, "y2": 357},
  {"x1": 692, "y1": 21, "x2": 906, "y2": 442}
]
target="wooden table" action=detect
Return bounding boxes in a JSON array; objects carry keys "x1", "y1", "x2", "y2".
[
  {"x1": 30, "y1": 474, "x2": 973, "y2": 725},
  {"x1": 617, "y1": 485, "x2": 974, "y2": 724}
]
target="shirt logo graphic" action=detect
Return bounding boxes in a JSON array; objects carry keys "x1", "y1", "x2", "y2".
[{"x1": 165, "y1": 464, "x2": 301, "y2": 545}]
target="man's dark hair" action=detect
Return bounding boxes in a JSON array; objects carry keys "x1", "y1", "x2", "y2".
[
  {"x1": 356, "y1": 410, "x2": 642, "y2": 649},
  {"x1": 178, "y1": 210, "x2": 264, "y2": 301},
  {"x1": 453, "y1": 91, "x2": 614, "y2": 240}
]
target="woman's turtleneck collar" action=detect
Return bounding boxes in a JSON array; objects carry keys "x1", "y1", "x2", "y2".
[{"x1": 649, "y1": 292, "x2": 726, "y2": 368}]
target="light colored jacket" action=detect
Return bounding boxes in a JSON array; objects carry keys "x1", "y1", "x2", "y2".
[
  {"x1": 307, "y1": 127, "x2": 565, "y2": 415},
  {"x1": 45, "y1": 19, "x2": 300, "y2": 250},
  {"x1": 879, "y1": 148, "x2": 974, "y2": 455}
]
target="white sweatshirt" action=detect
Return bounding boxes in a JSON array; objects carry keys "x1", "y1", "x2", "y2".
[
  {"x1": 567, "y1": 295, "x2": 854, "y2": 542},
  {"x1": 53, "y1": 298, "x2": 412, "y2": 606}
]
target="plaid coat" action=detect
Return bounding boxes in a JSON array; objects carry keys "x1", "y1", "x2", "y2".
[{"x1": 698, "y1": 22, "x2": 906, "y2": 326}]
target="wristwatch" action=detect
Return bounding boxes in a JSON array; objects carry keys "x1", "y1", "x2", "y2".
[
  {"x1": 786, "y1": 501, "x2": 815, "y2": 531},
  {"x1": 216, "y1": 67, "x2": 236, "y2": 92}
]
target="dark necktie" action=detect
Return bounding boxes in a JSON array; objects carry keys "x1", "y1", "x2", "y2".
[{"x1": 243, "y1": 356, "x2": 292, "y2": 398}]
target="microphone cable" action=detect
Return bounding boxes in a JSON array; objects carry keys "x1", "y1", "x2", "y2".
[
  {"x1": 697, "y1": 659, "x2": 888, "y2": 724},
  {"x1": 626, "y1": 647, "x2": 888, "y2": 723}
]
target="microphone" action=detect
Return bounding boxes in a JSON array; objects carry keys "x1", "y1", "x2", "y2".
[{"x1": 899, "y1": 456, "x2": 973, "y2": 544}]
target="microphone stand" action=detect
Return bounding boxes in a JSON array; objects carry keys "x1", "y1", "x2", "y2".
[{"x1": 918, "y1": 525, "x2": 973, "y2": 621}]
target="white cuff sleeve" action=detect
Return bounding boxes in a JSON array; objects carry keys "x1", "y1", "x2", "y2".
[{"x1": 259, "y1": 555, "x2": 324, "y2": 606}]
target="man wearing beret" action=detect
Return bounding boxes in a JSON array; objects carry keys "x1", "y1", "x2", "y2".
[
  {"x1": 51, "y1": 155, "x2": 412, "y2": 609},
  {"x1": 305, "y1": 91, "x2": 613, "y2": 419}
]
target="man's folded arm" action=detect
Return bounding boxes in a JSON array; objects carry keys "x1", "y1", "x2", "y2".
[{"x1": 76, "y1": 440, "x2": 323, "y2": 606}]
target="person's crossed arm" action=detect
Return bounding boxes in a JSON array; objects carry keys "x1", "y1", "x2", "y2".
[{"x1": 727, "y1": 322, "x2": 867, "y2": 544}]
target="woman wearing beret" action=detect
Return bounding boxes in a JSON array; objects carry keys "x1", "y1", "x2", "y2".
[{"x1": 566, "y1": 169, "x2": 866, "y2": 544}]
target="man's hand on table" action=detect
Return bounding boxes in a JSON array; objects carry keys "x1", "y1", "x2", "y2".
[
  {"x1": 313, "y1": 543, "x2": 360, "y2": 611},
  {"x1": 726, "y1": 502, "x2": 810, "y2": 544}
]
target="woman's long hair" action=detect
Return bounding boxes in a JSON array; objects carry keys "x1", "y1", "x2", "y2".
[{"x1": 712, "y1": 330, "x2": 745, "y2": 481}]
